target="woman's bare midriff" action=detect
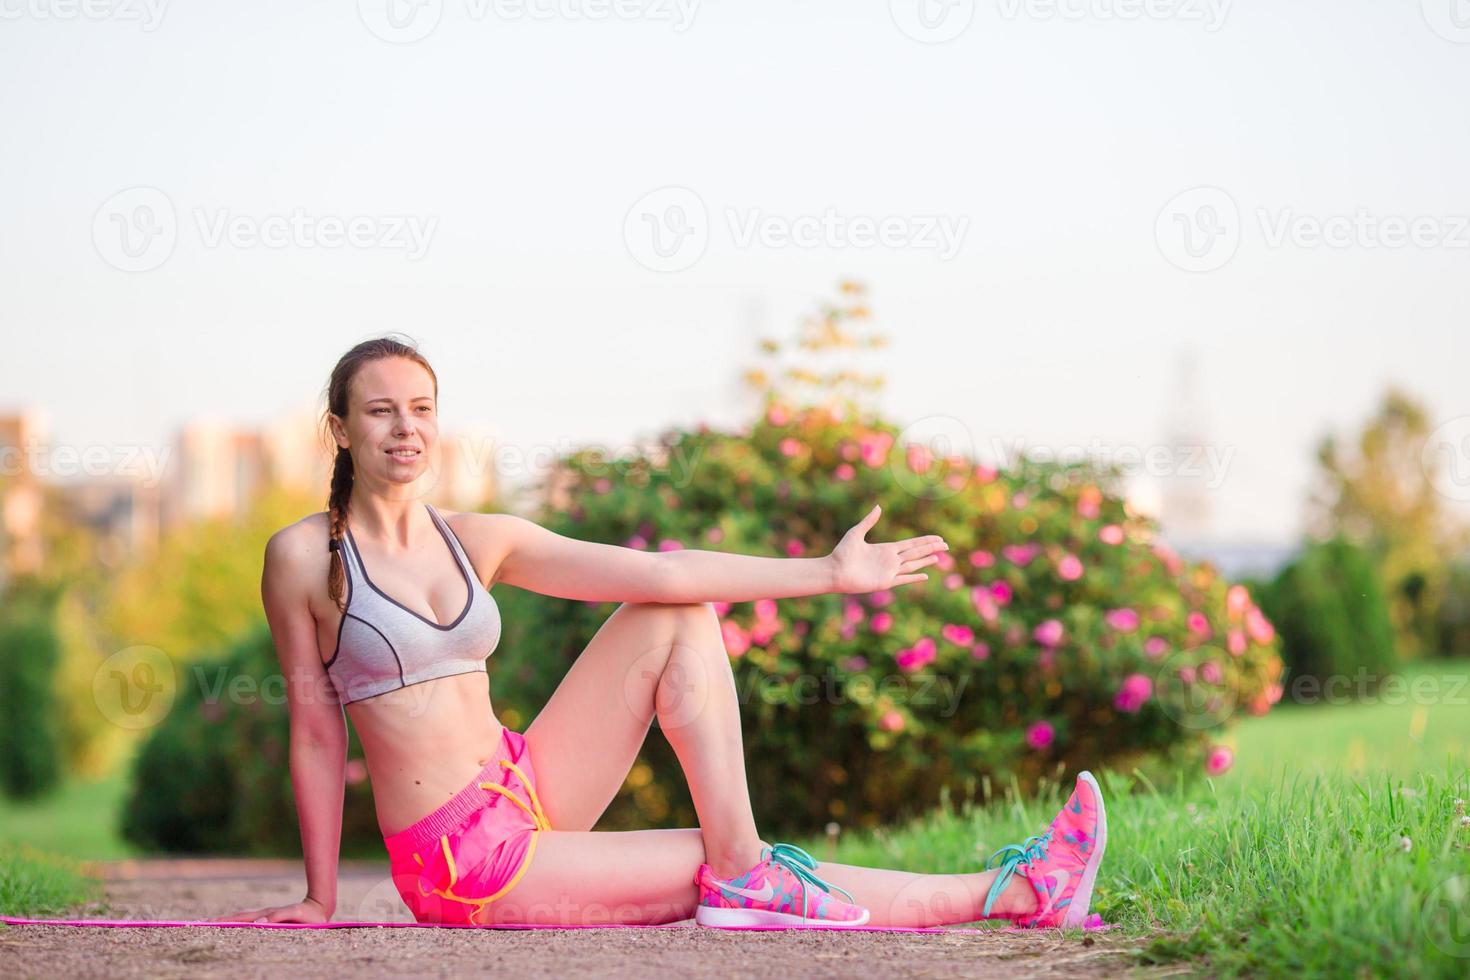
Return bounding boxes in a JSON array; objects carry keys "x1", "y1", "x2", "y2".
[{"x1": 346, "y1": 671, "x2": 507, "y2": 837}]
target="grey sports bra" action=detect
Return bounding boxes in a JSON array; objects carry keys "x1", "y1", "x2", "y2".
[{"x1": 325, "y1": 503, "x2": 502, "y2": 705}]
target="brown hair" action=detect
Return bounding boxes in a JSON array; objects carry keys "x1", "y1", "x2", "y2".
[{"x1": 322, "y1": 335, "x2": 439, "y2": 612}]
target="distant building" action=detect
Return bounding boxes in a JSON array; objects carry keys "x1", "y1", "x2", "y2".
[{"x1": 0, "y1": 408, "x2": 48, "y2": 587}]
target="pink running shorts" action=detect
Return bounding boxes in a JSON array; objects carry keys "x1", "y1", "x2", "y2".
[{"x1": 383, "y1": 725, "x2": 552, "y2": 925}]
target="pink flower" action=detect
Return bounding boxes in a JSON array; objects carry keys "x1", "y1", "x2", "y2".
[
  {"x1": 879, "y1": 709, "x2": 905, "y2": 732},
  {"x1": 906, "y1": 443, "x2": 933, "y2": 474},
  {"x1": 1025, "y1": 720, "x2": 1054, "y2": 751},
  {"x1": 973, "y1": 463, "x2": 998, "y2": 484},
  {"x1": 721, "y1": 621, "x2": 750, "y2": 657},
  {"x1": 1176, "y1": 665, "x2": 1197, "y2": 684},
  {"x1": 1186, "y1": 611, "x2": 1211, "y2": 637},
  {"x1": 1155, "y1": 544, "x2": 1183, "y2": 575},
  {"x1": 750, "y1": 621, "x2": 779, "y2": 645},
  {"x1": 835, "y1": 462, "x2": 856, "y2": 481},
  {"x1": 969, "y1": 549, "x2": 996, "y2": 568},
  {"x1": 767, "y1": 404, "x2": 790, "y2": 426},
  {"x1": 1144, "y1": 636, "x2": 1169, "y2": 659},
  {"x1": 657, "y1": 538, "x2": 684, "y2": 551},
  {"x1": 1057, "y1": 554, "x2": 1084, "y2": 581},
  {"x1": 712, "y1": 601, "x2": 731, "y2": 616},
  {"x1": 1200, "y1": 660, "x2": 1223, "y2": 684},
  {"x1": 1226, "y1": 584, "x2": 1250, "y2": 621},
  {"x1": 626, "y1": 535, "x2": 648, "y2": 550},
  {"x1": 779, "y1": 437, "x2": 803, "y2": 457},
  {"x1": 839, "y1": 439, "x2": 858, "y2": 462},
  {"x1": 1078, "y1": 486, "x2": 1102, "y2": 520},
  {"x1": 943, "y1": 573, "x2": 963, "y2": 590},
  {"x1": 1205, "y1": 745, "x2": 1234, "y2": 776},
  {"x1": 785, "y1": 539, "x2": 805, "y2": 557},
  {"x1": 1114, "y1": 673, "x2": 1153, "y2": 713},
  {"x1": 870, "y1": 611, "x2": 894, "y2": 634},
  {"x1": 1011, "y1": 492, "x2": 1030, "y2": 509},
  {"x1": 755, "y1": 598, "x2": 778, "y2": 620},
  {"x1": 941, "y1": 623, "x2": 975, "y2": 646},
  {"x1": 990, "y1": 581, "x2": 1014, "y2": 605},
  {"x1": 859, "y1": 432, "x2": 894, "y2": 467},
  {"x1": 935, "y1": 550, "x2": 955, "y2": 571},
  {"x1": 970, "y1": 588, "x2": 999, "y2": 623},
  {"x1": 704, "y1": 527, "x2": 724, "y2": 544},
  {"x1": 913, "y1": 636, "x2": 936, "y2": 660},
  {"x1": 843, "y1": 600, "x2": 865, "y2": 624},
  {"x1": 895, "y1": 647, "x2": 924, "y2": 672},
  {"x1": 1245, "y1": 607, "x2": 1275, "y2": 645},
  {"x1": 839, "y1": 622, "x2": 857, "y2": 641},
  {"x1": 345, "y1": 759, "x2": 368, "y2": 785},
  {"x1": 971, "y1": 642, "x2": 990, "y2": 660},
  {"x1": 1002, "y1": 543, "x2": 1041, "y2": 566},
  {"x1": 1227, "y1": 630, "x2": 1247, "y2": 656},
  {"x1": 1098, "y1": 524, "x2": 1124, "y2": 545},
  {"x1": 1104, "y1": 608, "x2": 1140, "y2": 632},
  {"x1": 1033, "y1": 619, "x2": 1065, "y2": 647},
  {"x1": 593, "y1": 477, "x2": 612, "y2": 494},
  {"x1": 842, "y1": 655, "x2": 868, "y2": 671},
  {"x1": 869, "y1": 589, "x2": 894, "y2": 607}
]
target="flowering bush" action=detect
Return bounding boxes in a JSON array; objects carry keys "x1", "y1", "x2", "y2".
[{"x1": 491, "y1": 399, "x2": 1285, "y2": 835}]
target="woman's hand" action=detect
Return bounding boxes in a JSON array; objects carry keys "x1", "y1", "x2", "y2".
[
  {"x1": 828, "y1": 504, "x2": 948, "y2": 594},
  {"x1": 212, "y1": 896, "x2": 332, "y2": 924}
]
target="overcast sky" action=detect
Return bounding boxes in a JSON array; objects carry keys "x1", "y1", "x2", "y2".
[{"x1": 2, "y1": 1, "x2": 1467, "y2": 542}]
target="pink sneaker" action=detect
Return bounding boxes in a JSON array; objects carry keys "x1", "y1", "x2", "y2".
[
  {"x1": 981, "y1": 770, "x2": 1108, "y2": 929},
  {"x1": 694, "y1": 842, "x2": 871, "y2": 928}
]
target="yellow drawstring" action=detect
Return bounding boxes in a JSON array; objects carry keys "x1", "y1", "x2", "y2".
[{"x1": 412, "y1": 759, "x2": 552, "y2": 924}]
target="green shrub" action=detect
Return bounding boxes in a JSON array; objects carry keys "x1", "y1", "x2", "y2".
[
  {"x1": 121, "y1": 620, "x2": 384, "y2": 855},
  {"x1": 490, "y1": 400, "x2": 1285, "y2": 835},
  {"x1": 1255, "y1": 535, "x2": 1397, "y2": 686},
  {"x1": 0, "y1": 579, "x2": 64, "y2": 800},
  {"x1": 1433, "y1": 561, "x2": 1470, "y2": 657}
]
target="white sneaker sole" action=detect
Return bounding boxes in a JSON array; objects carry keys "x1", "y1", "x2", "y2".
[
  {"x1": 695, "y1": 904, "x2": 872, "y2": 929},
  {"x1": 1061, "y1": 770, "x2": 1108, "y2": 929}
]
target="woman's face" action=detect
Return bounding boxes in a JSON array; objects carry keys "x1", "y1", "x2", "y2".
[{"x1": 334, "y1": 357, "x2": 440, "y2": 491}]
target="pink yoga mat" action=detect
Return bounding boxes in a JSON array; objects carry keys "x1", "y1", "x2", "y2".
[{"x1": 2, "y1": 914, "x2": 1110, "y2": 932}]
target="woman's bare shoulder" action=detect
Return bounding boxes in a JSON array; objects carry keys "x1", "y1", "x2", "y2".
[{"x1": 264, "y1": 512, "x2": 335, "y2": 570}]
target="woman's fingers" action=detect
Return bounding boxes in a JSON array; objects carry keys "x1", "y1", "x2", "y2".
[
  {"x1": 899, "y1": 554, "x2": 940, "y2": 573},
  {"x1": 896, "y1": 540, "x2": 947, "y2": 559}
]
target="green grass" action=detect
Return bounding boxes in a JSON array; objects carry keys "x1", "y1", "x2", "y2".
[
  {"x1": 0, "y1": 767, "x2": 137, "y2": 862},
  {"x1": 0, "y1": 843, "x2": 102, "y2": 919},
  {"x1": 809, "y1": 660, "x2": 1470, "y2": 977}
]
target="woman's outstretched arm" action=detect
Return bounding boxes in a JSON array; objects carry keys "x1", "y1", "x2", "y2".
[
  {"x1": 481, "y1": 502, "x2": 947, "y2": 605},
  {"x1": 215, "y1": 525, "x2": 346, "y2": 923}
]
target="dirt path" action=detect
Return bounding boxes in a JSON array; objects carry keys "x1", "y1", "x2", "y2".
[{"x1": 1, "y1": 859, "x2": 1151, "y2": 978}]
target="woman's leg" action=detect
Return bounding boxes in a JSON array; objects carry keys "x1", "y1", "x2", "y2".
[
  {"x1": 480, "y1": 828, "x2": 1038, "y2": 927},
  {"x1": 523, "y1": 601, "x2": 763, "y2": 876}
]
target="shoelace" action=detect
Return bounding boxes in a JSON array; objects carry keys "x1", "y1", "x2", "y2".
[
  {"x1": 980, "y1": 831, "x2": 1052, "y2": 918},
  {"x1": 765, "y1": 842, "x2": 859, "y2": 921}
]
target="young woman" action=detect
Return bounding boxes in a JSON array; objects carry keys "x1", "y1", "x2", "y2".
[{"x1": 218, "y1": 336, "x2": 1107, "y2": 930}]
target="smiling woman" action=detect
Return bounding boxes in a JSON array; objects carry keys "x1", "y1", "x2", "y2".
[{"x1": 215, "y1": 334, "x2": 1106, "y2": 932}]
